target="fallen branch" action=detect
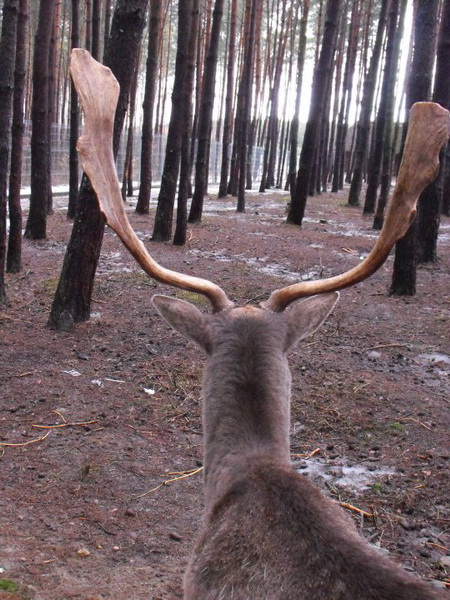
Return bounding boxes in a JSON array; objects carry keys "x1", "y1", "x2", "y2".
[
  {"x1": 132, "y1": 467, "x2": 204, "y2": 499},
  {"x1": 365, "y1": 343, "x2": 408, "y2": 351},
  {"x1": 0, "y1": 430, "x2": 51, "y2": 447},
  {"x1": 32, "y1": 419, "x2": 98, "y2": 430},
  {"x1": 291, "y1": 447, "x2": 321, "y2": 460},
  {"x1": 339, "y1": 501, "x2": 374, "y2": 520}
]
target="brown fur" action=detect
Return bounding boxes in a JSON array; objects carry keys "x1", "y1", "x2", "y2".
[{"x1": 152, "y1": 294, "x2": 443, "y2": 600}]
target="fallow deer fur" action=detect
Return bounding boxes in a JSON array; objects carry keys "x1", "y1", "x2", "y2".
[{"x1": 68, "y1": 49, "x2": 450, "y2": 600}]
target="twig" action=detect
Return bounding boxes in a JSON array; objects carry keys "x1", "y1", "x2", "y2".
[
  {"x1": 353, "y1": 380, "x2": 372, "y2": 393},
  {"x1": 132, "y1": 467, "x2": 203, "y2": 499},
  {"x1": 0, "y1": 430, "x2": 51, "y2": 447},
  {"x1": 31, "y1": 419, "x2": 98, "y2": 429},
  {"x1": 402, "y1": 417, "x2": 433, "y2": 431},
  {"x1": 291, "y1": 448, "x2": 321, "y2": 459},
  {"x1": 339, "y1": 501, "x2": 374, "y2": 520},
  {"x1": 365, "y1": 343, "x2": 408, "y2": 351},
  {"x1": 425, "y1": 542, "x2": 448, "y2": 552}
]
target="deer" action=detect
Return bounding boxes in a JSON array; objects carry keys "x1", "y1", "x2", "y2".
[{"x1": 69, "y1": 49, "x2": 449, "y2": 600}]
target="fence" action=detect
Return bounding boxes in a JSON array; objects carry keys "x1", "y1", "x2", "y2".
[{"x1": 21, "y1": 122, "x2": 269, "y2": 191}]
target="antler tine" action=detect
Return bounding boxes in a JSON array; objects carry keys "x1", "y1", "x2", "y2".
[
  {"x1": 263, "y1": 102, "x2": 450, "y2": 313},
  {"x1": 69, "y1": 49, "x2": 234, "y2": 313}
]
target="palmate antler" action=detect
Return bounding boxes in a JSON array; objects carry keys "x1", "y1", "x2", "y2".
[
  {"x1": 70, "y1": 49, "x2": 233, "y2": 313},
  {"x1": 69, "y1": 49, "x2": 450, "y2": 313}
]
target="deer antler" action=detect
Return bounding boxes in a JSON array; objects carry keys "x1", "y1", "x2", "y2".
[
  {"x1": 263, "y1": 102, "x2": 450, "y2": 312},
  {"x1": 70, "y1": 49, "x2": 449, "y2": 314},
  {"x1": 69, "y1": 49, "x2": 234, "y2": 313}
]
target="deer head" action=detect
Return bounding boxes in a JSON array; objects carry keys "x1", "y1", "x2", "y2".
[{"x1": 69, "y1": 49, "x2": 449, "y2": 600}]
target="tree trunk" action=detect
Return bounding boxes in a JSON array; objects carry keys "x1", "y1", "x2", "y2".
[
  {"x1": 174, "y1": 0, "x2": 200, "y2": 245},
  {"x1": 49, "y1": 0, "x2": 148, "y2": 330},
  {"x1": 287, "y1": 0, "x2": 342, "y2": 226},
  {"x1": 288, "y1": 0, "x2": 310, "y2": 198},
  {"x1": 259, "y1": 1, "x2": 290, "y2": 193},
  {"x1": 6, "y1": 0, "x2": 28, "y2": 275},
  {"x1": 136, "y1": 0, "x2": 162, "y2": 214},
  {"x1": 390, "y1": 0, "x2": 439, "y2": 295},
  {"x1": 24, "y1": 0, "x2": 55, "y2": 240},
  {"x1": 237, "y1": 0, "x2": 258, "y2": 213},
  {"x1": 103, "y1": 0, "x2": 112, "y2": 60},
  {"x1": 121, "y1": 57, "x2": 140, "y2": 199},
  {"x1": 373, "y1": 0, "x2": 408, "y2": 230},
  {"x1": 0, "y1": 0, "x2": 19, "y2": 304},
  {"x1": 417, "y1": 0, "x2": 450, "y2": 262},
  {"x1": 152, "y1": 0, "x2": 193, "y2": 242},
  {"x1": 348, "y1": 0, "x2": 388, "y2": 206},
  {"x1": 363, "y1": 0, "x2": 400, "y2": 215},
  {"x1": 68, "y1": 0, "x2": 80, "y2": 219},
  {"x1": 218, "y1": 0, "x2": 237, "y2": 198},
  {"x1": 331, "y1": 0, "x2": 358, "y2": 193},
  {"x1": 189, "y1": 0, "x2": 225, "y2": 223},
  {"x1": 91, "y1": 0, "x2": 101, "y2": 60}
]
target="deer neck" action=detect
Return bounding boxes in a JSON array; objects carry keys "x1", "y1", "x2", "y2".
[{"x1": 201, "y1": 321, "x2": 292, "y2": 506}]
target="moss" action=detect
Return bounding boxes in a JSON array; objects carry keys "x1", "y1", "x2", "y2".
[
  {"x1": 174, "y1": 290, "x2": 209, "y2": 307},
  {"x1": 0, "y1": 579, "x2": 20, "y2": 592},
  {"x1": 388, "y1": 421, "x2": 405, "y2": 432}
]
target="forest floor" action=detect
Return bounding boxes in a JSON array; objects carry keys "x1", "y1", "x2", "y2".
[{"x1": 1, "y1": 188, "x2": 449, "y2": 600}]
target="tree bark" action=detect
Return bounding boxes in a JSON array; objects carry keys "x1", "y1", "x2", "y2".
[
  {"x1": 347, "y1": 0, "x2": 388, "y2": 206},
  {"x1": 288, "y1": 0, "x2": 309, "y2": 197},
  {"x1": 24, "y1": 0, "x2": 56, "y2": 240},
  {"x1": 174, "y1": 0, "x2": 200, "y2": 245},
  {"x1": 136, "y1": 0, "x2": 162, "y2": 214},
  {"x1": 49, "y1": 0, "x2": 148, "y2": 330},
  {"x1": 287, "y1": 0, "x2": 342, "y2": 226},
  {"x1": 6, "y1": 0, "x2": 28, "y2": 274},
  {"x1": 189, "y1": 0, "x2": 225, "y2": 223},
  {"x1": 363, "y1": 0, "x2": 400, "y2": 215},
  {"x1": 331, "y1": 0, "x2": 359, "y2": 193},
  {"x1": 373, "y1": 0, "x2": 408, "y2": 230},
  {"x1": 0, "y1": 0, "x2": 19, "y2": 304},
  {"x1": 68, "y1": 0, "x2": 80, "y2": 219},
  {"x1": 237, "y1": 0, "x2": 258, "y2": 213},
  {"x1": 416, "y1": 0, "x2": 450, "y2": 262},
  {"x1": 390, "y1": 0, "x2": 439, "y2": 295},
  {"x1": 218, "y1": 0, "x2": 237, "y2": 198},
  {"x1": 152, "y1": 0, "x2": 193, "y2": 242}
]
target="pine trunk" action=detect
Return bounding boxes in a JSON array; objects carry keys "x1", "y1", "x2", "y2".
[
  {"x1": 218, "y1": 0, "x2": 237, "y2": 198},
  {"x1": 348, "y1": 0, "x2": 388, "y2": 206},
  {"x1": 373, "y1": 0, "x2": 408, "y2": 230},
  {"x1": 417, "y1": 0, "x2": 450, "y2": 262},
  {"x1": 189, "y1": 0, "x2": 225, "y2": 223},
  {"x1": 0, "y1": 0, "x2": 19, "y2": 303},
  {"x1": 390, "y1": 0, "x2": 439, "y2": 295},
  {"x1": 237, "y1": 0, "x2": 257, "y2": 213},
  {"x1": 68, "y1": 0, "x2": 80, "y2": 219},
  {"x1": 174, "y1": 0, "x2": 200, "y2": 245},
  {"x1": 24, "y1": 0, "x2": 55, "y2": 240},
  {"x1": 6, "y1": 0, "x2": 28, "y2": 274},
  {"x1": 136, "y1": 0, "x2": 162, "y2": 214},
  {"x1": 152, "y1": 0, "x2": 193, "y2": 242},
  {"x1": 287, "y1": 0, "x2": 342, "y2": 226},
  {"x1": 49, "y1": 0, "x2": 148, "y2": 330},
  {"x1": 363, "y1": 0, "x2": 400, "y2": 215}
]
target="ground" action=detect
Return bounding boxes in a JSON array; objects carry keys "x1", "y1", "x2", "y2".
[{"x1": 1, "y1": 189, "x2": 449, "y2": 600}]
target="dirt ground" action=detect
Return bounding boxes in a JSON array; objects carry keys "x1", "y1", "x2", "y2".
[{"x1": 1, "y1": 188, "x2": 449, "y2": 599}]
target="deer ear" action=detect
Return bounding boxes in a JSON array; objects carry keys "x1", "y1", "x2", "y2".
[
  {"x1": 152, "y1": 295, "x2": 212, "y2": 353},
  {"x1": 283, "y1": 292, "x2": 339, "y2": 353}
]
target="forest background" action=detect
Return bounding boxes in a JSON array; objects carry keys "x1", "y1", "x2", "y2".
[
  {"x1": 0, "y1": 2, "x2": 450, "y2": 598},
  {"x1": 0, "y1": 0, "x2": 449, "y2": 326}
]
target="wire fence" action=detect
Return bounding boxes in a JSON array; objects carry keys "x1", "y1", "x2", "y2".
[{"x1": 21, "y1": 122, "x2": 269, "y2": 191}]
